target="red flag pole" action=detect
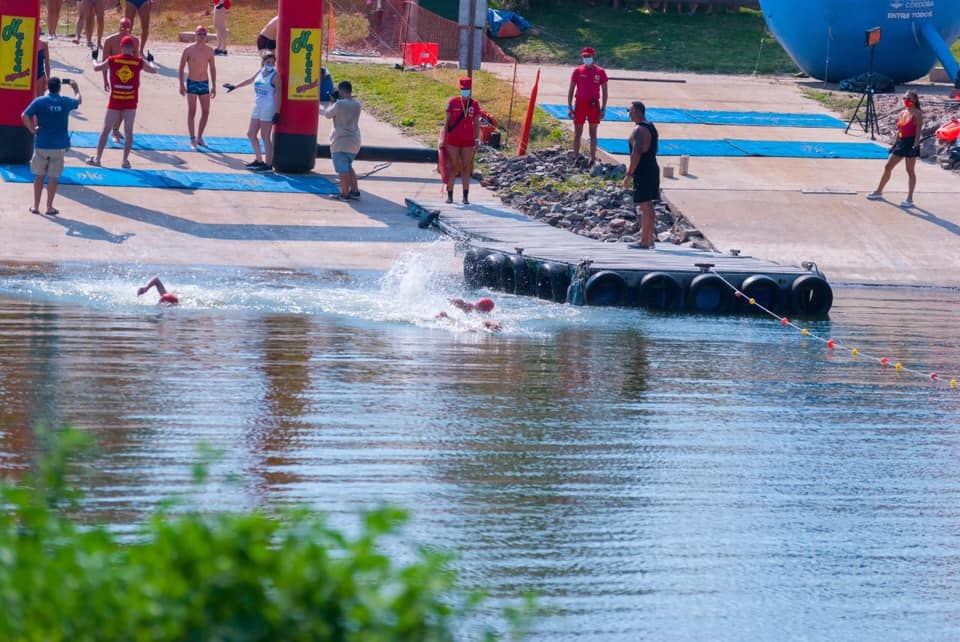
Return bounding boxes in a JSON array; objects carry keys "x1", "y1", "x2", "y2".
[
  {"x1": 517, "y1": 68, "x2": 539, "y2": 156},
  {"x1": 327, "y1": 2, "x2": 336, "y2": 53}
]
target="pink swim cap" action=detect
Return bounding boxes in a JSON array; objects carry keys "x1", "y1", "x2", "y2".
[{"x1": 475, "y1": 297, "x2": 494, "y2": 313}]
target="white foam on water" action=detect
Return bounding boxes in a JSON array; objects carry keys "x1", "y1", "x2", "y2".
[{"x1": 0, "y1": 243, "x2": 591, "y2": 337}]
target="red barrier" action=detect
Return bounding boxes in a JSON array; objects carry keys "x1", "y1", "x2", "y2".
[
  {"x1": 402, "y1": 42, "x2": 438, "y2": 67},
  {"x1": 517, "y1": 68, "x2": 539, "y2": 156},
  {"x1": 0, "y1": 0, "x2": 41, "y2": 164},
  {"x1": 274, "y1": 0, "x2": 322, "y2": 174}
]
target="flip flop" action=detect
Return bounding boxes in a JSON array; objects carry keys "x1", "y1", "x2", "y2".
[
  {"x1": 45, "y1": 208, "x2": 59, "y2": 217},
  {"x1": 86, "y1": 157, "x2": 101, "y2": 166},
  {"x1": 121, "y1": 160, "x2": 131, "y2": 169},
  {"x1": 29, "y1": 207, "x2": 41, "y2": 214}
]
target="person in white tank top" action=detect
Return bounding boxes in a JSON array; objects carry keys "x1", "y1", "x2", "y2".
[{"x1": 222, "y1": 49, "x2": 281, "y2": 171}]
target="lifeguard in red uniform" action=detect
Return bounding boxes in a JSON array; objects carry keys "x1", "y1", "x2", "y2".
[
  {"x1": 88, "y1": 35, "x2": 158, "y2": 168},
  {"x1": 567, "y1": 46, "x2": 608, "y2": 168}
]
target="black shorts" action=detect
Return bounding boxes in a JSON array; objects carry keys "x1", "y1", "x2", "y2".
[
  {"x1": 256, "y1": 35, "x2": 277, "y2": 51},
  {"x1": 890, "y1": 136, "x2": 919, "y2": 158},
  {"x1": 632, "y1": 166, "x2": 660, "y2": 204}
]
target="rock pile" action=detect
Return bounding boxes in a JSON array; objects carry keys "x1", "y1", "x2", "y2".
[{"x1": 477, "y1": 146, "x2": 711, "y2": 249}]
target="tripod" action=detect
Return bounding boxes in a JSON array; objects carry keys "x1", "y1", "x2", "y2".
[{"x1": 846, "y1": 44, "x2": 879, "y2": 140}]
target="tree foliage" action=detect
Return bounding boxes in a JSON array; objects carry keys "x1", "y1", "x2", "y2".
[{"x1": 0, "y1": 428, "x2": 534, "y2": 642}]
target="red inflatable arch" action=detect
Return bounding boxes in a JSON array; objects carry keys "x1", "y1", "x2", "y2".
[
  {"x1": 274, "y1": 0, "x2": 323, "y2": 174},
  {"x1": 0, "y1": 0, "x2": 41, "y2": 164}
]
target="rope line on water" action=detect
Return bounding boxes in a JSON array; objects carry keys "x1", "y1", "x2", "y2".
[{"x1": 710, "y1": 269, "x2": 960, "y2": 390}]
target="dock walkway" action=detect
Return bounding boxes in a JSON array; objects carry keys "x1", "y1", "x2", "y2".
[{"x1": 407, "y1": 199, "x2": 834, "y2": 317}]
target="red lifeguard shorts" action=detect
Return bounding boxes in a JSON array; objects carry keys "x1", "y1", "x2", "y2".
[{"x1": 573, "y1": 98, "x2": 601, "y2": 125}]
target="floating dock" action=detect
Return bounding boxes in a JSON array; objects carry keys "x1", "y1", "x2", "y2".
[{"x1": 407, "y1": 198, "x2": 833, "y2": 317}]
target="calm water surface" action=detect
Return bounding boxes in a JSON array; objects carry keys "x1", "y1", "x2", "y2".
[{"x1": 2, "y1": 248, "x2": 960, "y2": 641}]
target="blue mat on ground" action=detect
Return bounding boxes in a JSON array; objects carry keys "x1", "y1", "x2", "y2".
[
  {"x1": 69, "y1": 131, "x2": 261, "y2": 154},
  {"x1": 597, "y1": 137, "x2": 888, "y2": 159},
  {"x1": 726, "y1": 139, "x2": 889, "y2": 159},
  {"x1": 541, "y1": 104, "x2": 845, "y2": 128},
  {"x1": 0, "y1": 164, "x2": 338, "y2": 193},
  {"x1": 598, "y1": 138, "x2": 749, "y2": 157}
]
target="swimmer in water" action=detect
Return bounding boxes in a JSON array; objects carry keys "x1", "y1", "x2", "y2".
[
  {"x1": 137, "y1": 276, "x2": 179, "y2": 305},
  {"x1": 436, "y1": 297, "x2": 501, "y2": 331}
]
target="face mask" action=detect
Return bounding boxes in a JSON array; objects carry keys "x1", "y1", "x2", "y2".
[
  {"x1": 460, "y1": 89, "x2": 471, "y2": 98},
  {"x1": 583, "y1": 57, "x2": 594, "y2": 65},
  {"x1": 263, "y1": 63, "x2": 275, "y2": 72},
  {"x1": 903, "y1": 99, "x2": 913, "y2": 108}
]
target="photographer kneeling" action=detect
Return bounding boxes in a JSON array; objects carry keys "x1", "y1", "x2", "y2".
[{"x1": 321, "y1": 80, "x2": 362, "y2": 201}]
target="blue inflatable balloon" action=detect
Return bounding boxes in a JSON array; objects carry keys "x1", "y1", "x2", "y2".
[{"x1": 760, "y1": 0, "x2": 960, "y2": 83}]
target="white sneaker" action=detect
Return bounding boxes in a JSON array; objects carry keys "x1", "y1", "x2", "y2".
[
  {"x1": 900, "y1": 198, "x2": 914, "y2": 208},
  {"x1": 865, "y1": 191, "x2": 882, "y2": 200}
]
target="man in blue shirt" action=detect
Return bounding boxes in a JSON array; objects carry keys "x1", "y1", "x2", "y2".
[{"x1": 21, "y1": 77, "x2": 83, "y2": 216}]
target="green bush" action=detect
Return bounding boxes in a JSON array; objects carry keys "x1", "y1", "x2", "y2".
[{"x1": 0, "y1": 428, "x2": 534, "y2": 642}]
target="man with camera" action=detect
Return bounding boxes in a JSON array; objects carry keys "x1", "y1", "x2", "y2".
[
  {"x1": 567, "y1": 46, "x2": 608, "y2": 168},
  {"x1": 21, "y1": 77, "x2": 82, "y2": 217},
  {"x1": 321, "y1": 80, "x2": 362, "y2": 200}
]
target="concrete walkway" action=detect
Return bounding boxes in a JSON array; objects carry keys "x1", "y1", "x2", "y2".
[
  {"x1": 1, "y1": 39, "x2": 482, "y2": 273},
  {"x1": 3, "y1": 40, "x2": 958, "y2": 286},
  {"x1": 489, "y1": 63, "x2": 960, "y2": 287}
]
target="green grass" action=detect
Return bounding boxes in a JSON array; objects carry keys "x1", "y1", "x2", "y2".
[
  {"x1": 799, "y1": 88, "x2": 862, "y2": 120},
  {"x1": 327, "y1": 62, "x2": 570, "y2": 152},
  {"x1": 485, "y1": 2, "x2": 798, "y2": 75}
]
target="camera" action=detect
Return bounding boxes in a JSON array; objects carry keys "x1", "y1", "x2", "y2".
[
  {"x1": 331, "y1": 90, "x2": 340, "y2": 102},
  {"x1": 59, "y1": 77, "x2": 73, "y2": 84}
]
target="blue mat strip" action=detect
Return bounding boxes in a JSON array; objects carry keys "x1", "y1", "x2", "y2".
[
  {"x1": 725, "y1": 139, "x2": 889, "y2": 159},
  {"x1": 597, "y1": 137, "x2": 888, "y2": 159},
  {"x1": 0, "y1": 164, "x2": 338, "y2": 194},
  {"x1": 69, "y1": 131, "x2": 261, "y2": 154},
  {"x1": 542, "y1": 104, "x2": 845, "y2": 128},
  {"x1": 598, "y1": 138, "x2": 748, "y2": 157}
]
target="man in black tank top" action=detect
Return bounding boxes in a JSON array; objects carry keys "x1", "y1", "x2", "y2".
[{"x1": 622, "y1": 101, "x2": 659, "y2": 249}]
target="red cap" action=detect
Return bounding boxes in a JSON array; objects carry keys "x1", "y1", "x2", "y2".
[
  {"x1": 159, "y1": 293, "x2": 179, "y2": 305},
  {"x1": 459, "y1": 77, "x2": 472, "y2": 90},
  {"x1": 195, "y1": 25, "x2": 208, "y2": 35},
  {"x1": 581, "y1": 47, "x2": 595, "y2": 57},
  {"x1": 120, "y1": 35, "x2": 136, "y2": 48},
  {"x1": 475, "y1": 298, "x2": 495, "y2": 313},
  {"x1": 119, "y1": 17, "x2": 132, "y2": 28}
]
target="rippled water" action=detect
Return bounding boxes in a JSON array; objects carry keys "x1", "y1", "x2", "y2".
[{"x1": 2, "y1": 247, "x2": 960, "y2": 640}]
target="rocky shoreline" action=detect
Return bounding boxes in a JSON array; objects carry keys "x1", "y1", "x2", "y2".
[{"x1": 477, "y1": 146, "x2": 711, "y2": 249}]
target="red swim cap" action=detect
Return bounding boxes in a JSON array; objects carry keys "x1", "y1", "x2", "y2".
[
  {"x1": 475, "y1": 297, "x2": 494, "y2": 312},
  {"x1": 120, "y1": 35, "x2": 136, "y2": 48},
  {"x1": 159, "y1": 293, "x2": 179, "y2": 305}
]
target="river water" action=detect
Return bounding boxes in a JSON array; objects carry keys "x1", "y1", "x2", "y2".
[{"x1": 1, "y1": 245, "x2": 959, "y2": 641}]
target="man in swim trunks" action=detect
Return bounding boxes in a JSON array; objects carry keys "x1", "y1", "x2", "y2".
[
  {"x1": 100, "y1": 17, "x2": 139, "y2": 142},
  {"x1": 89, "y1": 34, "x2": 158, "y2": 168},
  {"x1": 256, "y1": 15, "x2": 278, "y2": 51},
  {"x1": 137, "y1": 276, "x2": 179, "y2": 305},
  {"x1": 178, "y1": 25, "x2": 217, "y2": 147},
  {"x1": 124, "y1": 0, "x2": 152, "y2": 57}
]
